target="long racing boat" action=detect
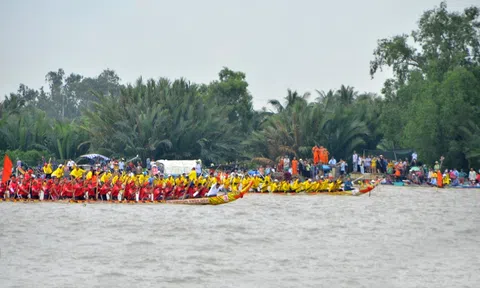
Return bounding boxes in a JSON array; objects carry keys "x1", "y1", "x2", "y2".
[{"x1": 1, "y1": 182, "x2": 253, "y2": 206}]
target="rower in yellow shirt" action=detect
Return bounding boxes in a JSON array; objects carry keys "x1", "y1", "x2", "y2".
[
  {"x1": 43, "y1": 158, "x2": 53, "y2": 178},
  {"x1": 51, "y1": 164, "x2": 64, "y2": 179},
  {"x1": 188, "y1": 168, "x2": 197, "y2": 182},
  {"x1": 70, "y1": 165, "x2": 86, "y2": 179}
]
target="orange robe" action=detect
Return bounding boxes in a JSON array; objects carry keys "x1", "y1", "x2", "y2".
[
  {"x1": 292, "y1": 160, "x2": 298, "y2": 175},
  {"x1": 394, "y1": 164, "x2": 401, "y2": 177},
  {"x1": 319, "y1": 147, "x2": 326, "y2": 164},
  {"x1": 437, "y1": 170, "x2": 443, "y2": 188},
  {"x1": 313, "y1": 147, "x2": 319, "y2": 165},
  {"x1": 321, "y1": 148, "x2": 329, "y2": 164}
]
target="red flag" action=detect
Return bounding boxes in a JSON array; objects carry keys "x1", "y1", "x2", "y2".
[{"x1": 2, "y1": 154, "x2": 13, "y2": 183}]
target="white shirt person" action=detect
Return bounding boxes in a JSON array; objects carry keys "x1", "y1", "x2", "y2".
[
  {"x1": 412, "y1": 152, "x2": 418, "y2": 161},
  {"x1": 206, "y1": 183, "x2": 224, "y2": 197}
]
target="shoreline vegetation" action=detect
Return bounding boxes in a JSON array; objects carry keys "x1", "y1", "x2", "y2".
[{"x1": 1, "y1": 2, "x2": 480, "y2": 170}]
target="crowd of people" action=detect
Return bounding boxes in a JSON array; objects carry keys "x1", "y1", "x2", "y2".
[
  {"x1": 271, "y1": 148, "x2": 480, "y2": 188},
  {"x1": 0, "y1": 155, "x2": 361, "y2": 201},
  {"x1": 2, "y1": 147, "x2": 478, "y2": 202}
]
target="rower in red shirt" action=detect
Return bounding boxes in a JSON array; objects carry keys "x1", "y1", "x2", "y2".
[
  {"x1": 98, "y1": 180, "x2": 111, "y2": 201},
  {"x1": 0, "y1": 181, "x2": 6, "y2": 199},
  {"x1": 111, "y1": 180, "x2": 122, "y2": 201},
  {"x1": 62, "y1": 180, "x2": 74, "y2": 198},
  {"x1": 86, "y1": 179, "x2": 97, "y2": 200},
  {"x1": 163, "y1": 182, "x2": 173, "y2": 200},
  {"x1": 139, "y1": 183, "x2": 150, "y2": 201},
  {"x1": 50, "y1": 179, "x2": 61, "y2": 200},
  {"x1": 7, "y1": 176, "x2": 18, "y2": 199},
  {"x1": 123, "y1": 181, "x2": 135, "y2": 200},
  {"x1": 185, "y1": 182, "x2": 196, "y2": 199},
  {"x1": 73, "y1": 179, "x2": 85, "y2": 199},
  {"x1": 30, "y1": 178, "x2": 43, "y2": 199},
  {"x1": 153, "y1": 183, "x2": 164, "y2": 201},
  {"x1": 43, "y1": 179, "x2": 53, "y2": 200},
  {"x1": 173, "y1": 184, "x2": 185, "y2": 199},
  {"x1": 17, "y1": 179, "x2": 31, "y2": 198}
]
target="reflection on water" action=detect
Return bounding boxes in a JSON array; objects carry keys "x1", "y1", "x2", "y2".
[{"x1": 1, "y1": 186, "x2": 479, "y2": 288}]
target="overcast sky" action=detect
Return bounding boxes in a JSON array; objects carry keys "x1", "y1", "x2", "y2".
[{"x1": 0, "y1": 0, "x2": 476, "y2": 109}]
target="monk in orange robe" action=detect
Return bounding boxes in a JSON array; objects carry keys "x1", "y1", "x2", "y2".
[
  {"x1": 316, "y1": 147, "x2": 322, "y2": 164},
  {"x1": 291, "y1": 157, "x2": 299, "y2": 175},
  {"x1": 312, "y1": 145, "x2": 320, "y2": 165},
  {"x1": 437, "y1": 170, "x2": 443, "y2": 188},
  {"x1": 320, "y1": 147, "x2": 329, "y2": 164},
  {"x1": 318, "y1": 146, "x2": 325, "y2": 164}
]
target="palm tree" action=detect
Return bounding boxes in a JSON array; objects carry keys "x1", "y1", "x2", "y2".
[
  {"x1": 268, "y1": 89, "x2": 310, "y2": 113},
  {"x1": 81, "y1": 77, "x2": 241, "y2": 163},
  {"x1": 336, "y1": 85, "x2": 357, "y2": 105},
  {"x1": 315, "y1": 89, "x2": 337, "y2": 112}
]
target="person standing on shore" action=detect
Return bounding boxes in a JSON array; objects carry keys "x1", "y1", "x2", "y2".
[
  {"x1": 291, "y1": 157, "x2": 298, "y2": 175},
  {"x1": 312, "y1": 145, "x2": 320, "y2": 165},
  {"x1": 339, "y1": 160, "x2": 346, "y2": 176},
  {"x1": 352, "y1": 151, "x2": 358, "y2": 173},
  {"x1": 196, "y1": 160, "x2": 202, "y2": 177},
  {"x1": 468, "y1": 168, "x2": 477, "y2": 185}
]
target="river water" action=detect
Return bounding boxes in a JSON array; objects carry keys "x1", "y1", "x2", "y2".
[{"x1": 1, "y1": 186, "x2": 479, "y2": 288}]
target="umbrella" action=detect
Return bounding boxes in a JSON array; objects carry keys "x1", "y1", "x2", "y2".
[
  {"x1": 248, "y1": 170, "x2": 260, "y2": 176},
  {"x1": 409, "y1": 166, "x2": 420, "y2": 172},
  {"x1": 79, "y1": 154, "x2": 110, "y2": 161}
]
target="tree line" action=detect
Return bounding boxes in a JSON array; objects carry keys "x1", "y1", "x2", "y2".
[{"x1": 1, "y1": 2, "x2": 479, "y2": 169}]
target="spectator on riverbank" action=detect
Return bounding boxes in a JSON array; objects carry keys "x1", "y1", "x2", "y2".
[
  {"x1": 352, "y1": 151, "x2": 358, "y2": 173},
  {"x1": 468, "y1": 168, "x2": 476, "y2": 184}
]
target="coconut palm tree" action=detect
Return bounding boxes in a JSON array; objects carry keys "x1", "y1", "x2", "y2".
[
  {"x1": 336, "y1": 85, "x2": 357, "y2": 105},
  {"x1": 268, "y1": 89, "x2": 311, "y2": 113},
  {"x1": 81, "y1": 77, "x2": 241, "y2": 163}
]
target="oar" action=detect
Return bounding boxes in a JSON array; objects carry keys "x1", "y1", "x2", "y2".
[
  {"x1": 368, "y1": 178, "x2": 383, "y2": 197},
  {"x1": 353, "y1": 175, "x2": 365, "y2": 183}
]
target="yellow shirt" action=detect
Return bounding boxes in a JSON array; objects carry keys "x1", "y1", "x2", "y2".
[
  {"x1": 188, "y1": 170, "x2": 197, "y2": 181},
  {"x1": 43, "y1": 164, "x2": 53, "y2": 174},
  {"x1": 70, "y1": 168, "x2": 85, "y2": 179},
  {"x1": 51, "y1": 167, "x2": 64, "y2": 178}
]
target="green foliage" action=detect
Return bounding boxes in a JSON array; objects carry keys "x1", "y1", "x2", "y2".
[
  {"x1": 245, "y1": 88, "x2": 373, "y2": 162},
  {"x1": 373, "y1": 1, "x2": 480, "y2": 168},
  {"x1": 2, "y1": 2, "x2": 479, "y2": 169},
  {"x1": 81, "y1": 77, "x2": 243, "y2": 164},
  {"x1": 206, "y1": 67, "x2": 254, "y2": 133},
  {"x1": 0, "y1": 150, "x2": 52, "y2": 168}
]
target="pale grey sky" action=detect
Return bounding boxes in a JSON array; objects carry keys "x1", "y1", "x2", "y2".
[{"x1": 0, "y1": 0, "x2": 476, "y2": 109}]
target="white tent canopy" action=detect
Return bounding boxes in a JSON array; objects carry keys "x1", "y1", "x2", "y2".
[
  {"x1": 155, "y1": 160, "x2": 198, "y2": 176},
  {"x1": 79, "y1": 154, "x2": 110, "y2": 161}
]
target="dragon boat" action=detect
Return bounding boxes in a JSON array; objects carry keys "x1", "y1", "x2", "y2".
[
  {"x1": 0, "y1": 182, "x2": 253, "y2": 206},
  {"x1": 253, "y1": 179, "x2": 381, "y2": 196}
]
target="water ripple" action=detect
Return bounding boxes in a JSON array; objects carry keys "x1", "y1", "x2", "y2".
[{"x1": 1, "y1": 186, "x2": 479, "y2": 287}]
